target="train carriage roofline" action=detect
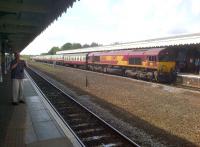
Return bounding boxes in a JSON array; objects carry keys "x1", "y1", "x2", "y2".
[
  {"x1": 88, "y1": 48, "x2": 166, "y2": 57},
  {"x1": 63, "y1": 53, "x2": 88, "y2": 56}
]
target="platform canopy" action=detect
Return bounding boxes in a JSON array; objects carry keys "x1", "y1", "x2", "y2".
[
  {"x1": 0, "y1": 0, "x2": 77, "y2": 53},
  {"x1": 57, "y1": 33, "x2": 200, "y2": 54}
]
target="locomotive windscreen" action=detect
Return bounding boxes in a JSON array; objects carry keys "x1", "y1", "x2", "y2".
[{"x1": 158, "y1": 51, "x2": 175, "y2": 62}]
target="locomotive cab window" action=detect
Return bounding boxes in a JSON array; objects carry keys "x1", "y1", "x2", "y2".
[
  {"x1": 148, "y1": 56, "x2": 157, "y2": 61},
  {"x1": 129, "y1": 57, "x2": 142, "y2": 65},
  {"x1": 159, "y1": 52, "x2": 175, "y2": 62}
]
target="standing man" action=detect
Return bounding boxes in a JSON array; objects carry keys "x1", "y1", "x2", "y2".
[{"x1": 11, "y1": 52, "x2": 27, "y2": 105}]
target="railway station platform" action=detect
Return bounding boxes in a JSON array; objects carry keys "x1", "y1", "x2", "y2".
[
  {"x1": 0, "y1": 72, "x2": 78, "y2": 147},
  {"x1": 177, "y1": 73, "x2": 200, "y2": 88}
]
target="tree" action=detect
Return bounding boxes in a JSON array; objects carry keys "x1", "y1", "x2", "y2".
[
  {"x1": 90, "y1": 42, "x2": 99, "y2": 47},
  {"x1": 82, "y1": 44, "x2": 90, "y2": 48},
  {"x1": 40, "y1": 53, "x2": 48, "y2": 55},
  {"x1": 72, "y1": 43, "x2": 81, "y2": 49},
  {"x1": 48, "y1": 46, "x2": 60, "y2": 55},
  {"x1": 61, "y1": 43, "x2": 72, "y2": 50},
  {"x1": 40, "y1": 42, "x2": 102, "y2": 55},
  {"x1": 61, "y1": 42, "x2": 82, "y2": 50},
  {"x1": 113, "y1": 42, "x2": 120, "y2": 45}
]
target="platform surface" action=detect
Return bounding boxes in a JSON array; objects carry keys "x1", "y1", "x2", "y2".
[
  {"x1": 177, "y1": 73, "x2": 200, "y2": 88},
  {"x1": 0, "y1": 73, "x2": 74, "y2": 147},
  {"x1": 178, "y1": 73, "x2": 200, "y2": 78}
]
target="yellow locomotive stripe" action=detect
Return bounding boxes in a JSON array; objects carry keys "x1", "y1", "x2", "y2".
[{"x1": 89, "y1": 60, "x2": 176, "y2": 73}]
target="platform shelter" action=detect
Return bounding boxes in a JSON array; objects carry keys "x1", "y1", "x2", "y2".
[{"x1": 0, "y1": 0, "x2": 79, "y2": 146}]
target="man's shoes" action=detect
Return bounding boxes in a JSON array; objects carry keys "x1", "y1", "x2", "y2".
[
  {"x1": 12, "y1": 102, "x2": 18, "y2": 105},
  {"x1": 19, "y1": 100, "x2": 25, "y2": 104}
]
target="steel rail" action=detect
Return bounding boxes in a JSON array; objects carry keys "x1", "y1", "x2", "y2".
[{"x1": 26, "y1": 67, "x2": 140, "y2": 147}]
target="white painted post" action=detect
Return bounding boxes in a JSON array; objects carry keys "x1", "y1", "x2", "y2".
[{"x1": 53, "y1": 61, "x2": 56, "y2": 68}]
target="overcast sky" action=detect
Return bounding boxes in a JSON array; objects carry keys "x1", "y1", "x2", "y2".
[{"x1": 21, "y1": 0, "x2": 200, "y2": 55}]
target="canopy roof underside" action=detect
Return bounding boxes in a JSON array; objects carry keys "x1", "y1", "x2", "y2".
[{"x1": 0, "y1": 0, "x2": 77, "y2": 53}]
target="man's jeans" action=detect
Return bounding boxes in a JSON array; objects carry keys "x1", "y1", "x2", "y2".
[{"x1": 12, "y1": 79, "x2": 24, "y2": 102}]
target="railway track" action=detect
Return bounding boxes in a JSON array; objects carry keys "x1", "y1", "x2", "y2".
[
  {"x1": 32, "y1": 62, "x2": 200, "y2": 96},
  {"x1": 26, "y1": 67, "x2": 140, "y2": 147}
]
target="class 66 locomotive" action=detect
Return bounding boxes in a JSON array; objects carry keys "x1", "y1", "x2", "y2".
[{"x1": 32, "y1": 47, "x2": 177, "y2": 83}]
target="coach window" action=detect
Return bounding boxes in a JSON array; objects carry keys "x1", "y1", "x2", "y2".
[
  {"x1": 147, "y1": 56, "x2": 150, "y2": 61},
  {"x1": 149, "y1": 56, "x2": 152, "y2": 61}
]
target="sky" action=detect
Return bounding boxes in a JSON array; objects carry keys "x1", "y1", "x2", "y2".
[{"x1": 21, "y1": 0, "x2": 200, "y2": 55}]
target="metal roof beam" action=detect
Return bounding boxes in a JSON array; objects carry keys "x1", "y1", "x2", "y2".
[
  {"x1": 0, "y1": 1, "x2": 49, "y2": 13},
  {"x1": 0, "y1": 18, "x2": 40, "y2": 27},
  {"x1": 0, "y1": 27, "x2": 37, "y2": 34}
]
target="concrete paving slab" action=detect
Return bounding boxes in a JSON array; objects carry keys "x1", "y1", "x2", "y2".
[
  {"x1": 23, "y1": 79, "x2": 38, "y2": 97},
  {"x1": 30, "y1": 109, "x2": 51, "y2": 123},
  {"x1": 27, "y1": 137, "x2": 73, "y2": 147},
  {"x1": 33, "y1": 121, "x2": 62, "y2": 141},
  {"x1": 25, "y1": 125, "x2": 37, "y2": 144}
]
